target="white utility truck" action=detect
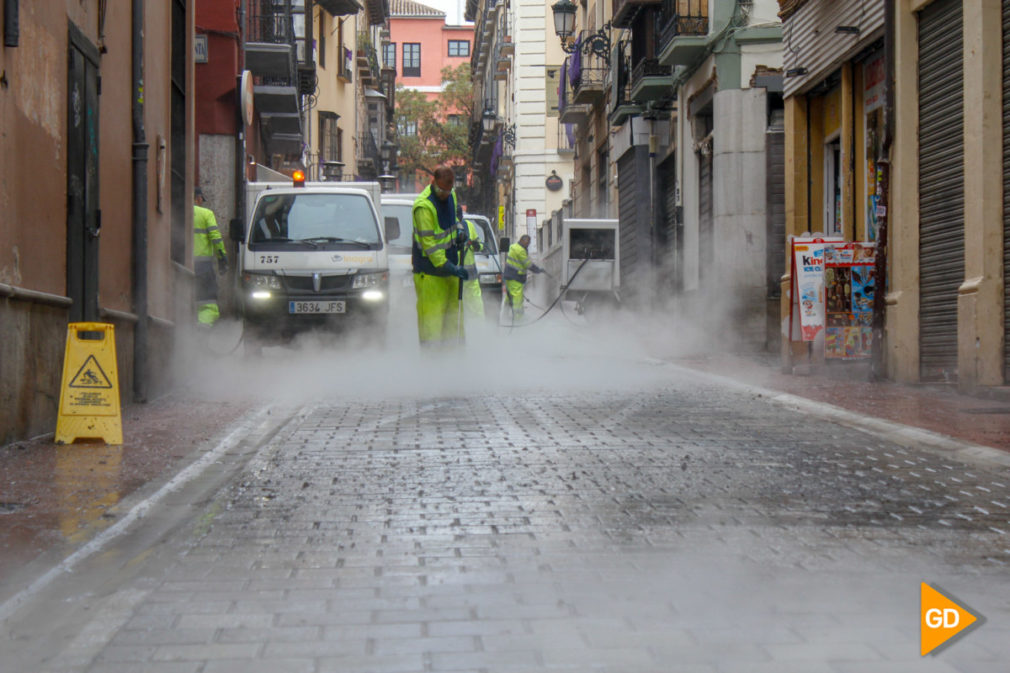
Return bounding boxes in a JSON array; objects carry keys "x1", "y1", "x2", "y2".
[
  {"x1": 230, "y1": 175, "x2": 395, "y2": 350},
  {"x1": 533, "y1": 216, "x2": 621, "y2": 318}
]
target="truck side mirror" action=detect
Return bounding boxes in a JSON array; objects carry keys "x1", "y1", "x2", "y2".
[
  {"x1": 499, "y1": 237, "x2": 510, "y2": 252},
  {"x1": 229, "y1": 217, "x2": 245, "y2": 243},
  {"x1": 384, "y1": 216, "x2": 401, "y2": 243}
]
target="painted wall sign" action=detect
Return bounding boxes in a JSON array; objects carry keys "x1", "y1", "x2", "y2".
[{"x1": 194, "y1": 34, "x2": 208, "y2": 64}]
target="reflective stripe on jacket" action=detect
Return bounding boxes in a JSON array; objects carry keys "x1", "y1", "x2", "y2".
[
  {"x1": 194, "y1": 204, "x2": 226, "y2": 261},
  {"x1": 463, "y1": 219, "x2": 481, "y2": 279},
  {"x1": 503, "y1": 242, "x2": 532, "y2": 283},
  {"x1": 411, "y1": 185, "x2": 459, "y2": 276}
]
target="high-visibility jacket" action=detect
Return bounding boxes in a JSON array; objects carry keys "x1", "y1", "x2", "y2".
[
  {"x1": 503, "y1": 242, "x2": 535, "y2": 283},
  {"x1": 411, "y1": 185, "x2": 459, "y2": 276},
  {"x1": 194, "y1": 204, "x2": 226, "y2": 262},
  {"x1": 462, "y1": 219, "x2": 482, "y2": 279}
]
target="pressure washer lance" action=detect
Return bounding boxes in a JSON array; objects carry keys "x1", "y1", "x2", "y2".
[{"x1": 455, "y1": 221, "x2": 468, "y2": 345}]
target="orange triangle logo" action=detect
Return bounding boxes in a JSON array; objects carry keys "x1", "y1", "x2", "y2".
[{"x1": 921, "y1": 583, "x2": 984, "y2": 656}]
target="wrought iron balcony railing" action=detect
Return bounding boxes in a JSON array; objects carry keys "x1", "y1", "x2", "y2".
[
  {"x1": 247, "y1": 8, "x2": 294, "y2": 44},
  {"x1": 658, "y1": 0, "x2": 709, "y2": 45},
  {"x1": 632, "y1": 57, "x2": 671, "y2": 82},
  {"x1": 568, "y1": 37, "x2": 607, "y2": 106},
  {"x1": 358, "y1": 130, "x2": 382, "y2": 170}
]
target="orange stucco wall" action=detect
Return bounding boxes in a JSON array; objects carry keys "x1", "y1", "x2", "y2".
[{"x1": 388, "y1": 16, "x2": 472, "y2": 100}]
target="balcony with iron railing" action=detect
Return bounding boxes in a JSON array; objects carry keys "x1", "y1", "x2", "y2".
[
  {"x1": 630, "y1": 57, "x2": 673, "y2": 103},
  {"x1": 357, "y1": 130, "x2": 382, "y2": 178},
  {"x1": 245, "y1": 6, "x2": 296, "y2": 80},
  {"x1": 612, "y1": 0, "x2": 663, "y2": 29},
  {"x1": 568, "y1": 36, "x2": 607, "y2": 106},
  {"x1": 494, "y1": 43, "x2": 512, "y2": 81},
  {"x1": 357, "y1": 32, "x2": 380, "y2": 86},
  {"x1": 657, "y1": 0, "x2": 709, "y2": 67},
  {"x1": 471, "y1": 0, "x2": 499, "y2": 76},
  {"x1": 558, "y1": 57, "x2": 591, "y2": 126},
  {"x1": 609, "y1": 40, "x2": 641, "y2": 126}
]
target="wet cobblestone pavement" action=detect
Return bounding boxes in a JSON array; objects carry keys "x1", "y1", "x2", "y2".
[
  {"x1": 0, "y1": 395, "x2": 253, "y2": 580},
  {"x1": 2, "y1": 331, "x2": 1009, "y2": 672}
]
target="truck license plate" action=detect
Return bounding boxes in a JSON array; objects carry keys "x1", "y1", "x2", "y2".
[{"x1": 288, "y1": 300, "x2": 345, "y2": 314}]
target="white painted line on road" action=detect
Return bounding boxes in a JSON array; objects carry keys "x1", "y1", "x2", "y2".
[
  {"x1": 655, "y1": 360, "x2": 1010, "y2": 470},
  {"x1": 0, "y1": 404, "x2": 275, "y2": 624}
]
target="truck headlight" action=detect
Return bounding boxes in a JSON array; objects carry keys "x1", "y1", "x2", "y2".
[
  {"x1": 353, "y1": 272, "x2": 386, "y2": 289},
  {"x1": 243, "y1": 273, "x2": 281, "y2": 300},
  {"x1": 244, "y1": 273, "x2": 282, "y2": 290}
]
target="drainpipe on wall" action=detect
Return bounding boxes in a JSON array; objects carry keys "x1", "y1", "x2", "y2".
[
  {"x1": 131, "y1": 0, "x2": 150, "y2": 402},
  {"x1": 236, "y1": 0, "x2": 247, "y2": 244},
  {"x1": 648, "y1": 127, "x2": 658, "y2": 299},
  {"x1": 870, "y1": 0, "x2": 894, "y2": 381}
]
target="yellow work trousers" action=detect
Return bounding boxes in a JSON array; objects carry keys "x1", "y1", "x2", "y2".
[
  {"x1": 463, "y1": 279, "x2": 484, "y2": 319},
  {"x1": 506, "y1": 279, "x2": 525, "y2": 321},
  {"x1": 197, "y1": 302, "x2": 220, "y2": 326},
  {"x1": 414, "y1": 273, "x2": 463, "y2": 347}
]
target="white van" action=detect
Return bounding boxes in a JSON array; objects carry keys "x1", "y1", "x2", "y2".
[
  {"x1": 378, "y1": 193, "x2": 420, "y2": 297},
  {"x1": 380, "y1": 194, "x2": 503, "y2": 316},
  {"x1": 232, "y1": 180, "x2": 394, "y2": 349}
]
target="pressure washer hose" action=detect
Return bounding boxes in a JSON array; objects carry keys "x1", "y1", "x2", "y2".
[{"x1": 502, "y1": 257, "x2": 591, "y2": 330}]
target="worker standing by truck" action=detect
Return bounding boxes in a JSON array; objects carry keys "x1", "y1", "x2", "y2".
[
  {"x1": 193, "y1": 187, "x2": 228, "y2": 327},
  {"x1": 412, "y1": 166, "x2": 469, "y2": 348},
  {"x1": 461, "y1": 216, "x2": 485, "y2": 320},
  {"x1": 504, "y1": 234, "x2": 543, "y2": 323}
]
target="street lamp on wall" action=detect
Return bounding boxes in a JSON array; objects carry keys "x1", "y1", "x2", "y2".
[
  {"x1": 551, "y1": 0, "x2": 611, "y2": 66},
  {"x1": 379, "y1": 139, "x2": 397, "y2": 192},
  {"x1": 551, "y1": 0, "x2": 577, "y2": 41},
  {"x1": 482, "y1": 106, "x2": 498, "y2": 134}
]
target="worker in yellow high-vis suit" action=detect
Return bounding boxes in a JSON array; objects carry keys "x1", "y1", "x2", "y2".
[
  {"x1": 193, "y1": 187, "x2": 228, "y2": 326},
  {"x1": 412, "y1": 166, "x2": 469, "y2": 348},
  {"x1": 503, "y1": 234, "x2": 543, "y2": 322},
  {"x1": 460, "y1": 217, "x2": 485, "y2": 320}
]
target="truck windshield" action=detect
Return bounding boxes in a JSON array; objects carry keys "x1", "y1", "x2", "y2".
[{"x1": 250, "y1": 193, "x2": 380, "y2": 249}]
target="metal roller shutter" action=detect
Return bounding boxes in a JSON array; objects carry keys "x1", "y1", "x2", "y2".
[
  {"x1": 766, "y1": 109, "x2": 786, "y2": 300},
  {"x1": 699, "y1": 150, "x2": 714, "y2": 285},
  {"x1": 659, "y1": 156, "x2": 681, "y2": 292},
  {"x1": 918, "y1": 0, "x2": 964, "y2": 382},
  {"x1": 1004, "y1": 0, "x2": 1010, "y2": 380},
  {"x1": 618, "y1": 151, "x2": 639, "y2": 291}
]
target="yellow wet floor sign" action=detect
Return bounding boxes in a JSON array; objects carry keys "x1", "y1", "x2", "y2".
[{"x1": 55, "y1": 322, "x2": 123, "y2": 445}]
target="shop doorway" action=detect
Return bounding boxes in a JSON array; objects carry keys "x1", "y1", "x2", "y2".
[{"x1": 66, "y1": 24, "x2": 101, "y2": 322}]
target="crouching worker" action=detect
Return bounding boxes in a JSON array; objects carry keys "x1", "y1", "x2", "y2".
[{"x1": 503, "y1": 234, "x2": 543, "y2": 322}]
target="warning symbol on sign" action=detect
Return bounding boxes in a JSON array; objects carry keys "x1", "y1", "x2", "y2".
[{"x1": 69, "y1": 355, "x2": 114, "y2": 389}]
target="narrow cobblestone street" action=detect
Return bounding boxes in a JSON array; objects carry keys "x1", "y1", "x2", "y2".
[{"x1": 2, "y1": 324, "x2": 1009, "y2": 672}]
